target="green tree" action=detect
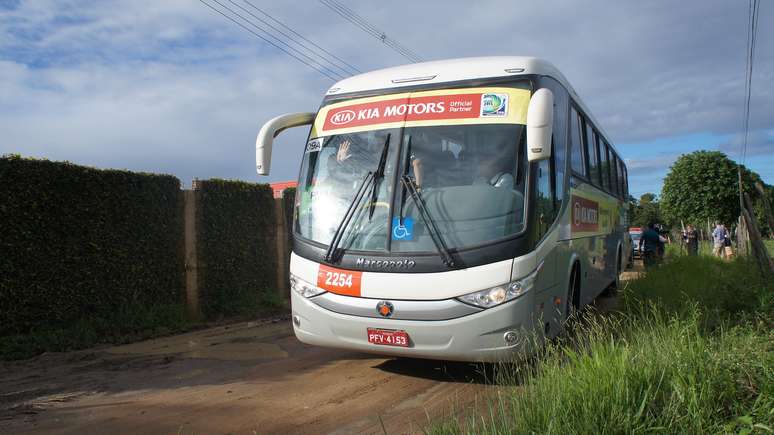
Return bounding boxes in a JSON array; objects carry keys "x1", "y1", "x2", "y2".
[
  {"x1": 630, "y1": 193, "x2": 661, "y2": 228},
  {"x1": 660, "y1": 151, "x2": 768, "y2": 228}
]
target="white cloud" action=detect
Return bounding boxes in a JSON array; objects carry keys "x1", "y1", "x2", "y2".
[{"x1": 0, "y1": 0, "x2": 772, "y2": 185}]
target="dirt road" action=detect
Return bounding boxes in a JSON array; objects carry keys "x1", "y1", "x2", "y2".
[
  {"x1": 0, "y1": 286, "x2": 627, "y2": 435},
  {"x1": 0, "y1": 318, "x2": 503, "y2": 434}
]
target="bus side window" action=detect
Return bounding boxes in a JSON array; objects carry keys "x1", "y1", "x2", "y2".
[
  {"x1": 618, "y1": 158, "x2": 626, "y2": 199},
  {"x1": 599, "y1": 139, "x2": 611, "y2": 191},
  {"x1": 569, "y1": 107, "x2": 586, "y2": 177},
  {"x1": 535, "y1": 158, "x2": 554, "y2": 238},
  {"x1": 620, "y1": 161, "x2": 628, "y2": 198},
  {"x1": 585, "y1": 121, "x2": 600, "y2": 187},
  {"x1": 552, "y1": 138, "x2": 565, "y2": 213},
  {"x1": 609, "y1": 149, "x2": 619, "y2": 197}
]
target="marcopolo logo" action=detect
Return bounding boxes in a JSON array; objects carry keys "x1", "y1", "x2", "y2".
[
  {"x1": 481, "y1": 93, "x2": 508, "y2": 117},
  {"x1": 356, "y1": 258, "x2": 416, "y2": 269},
  {"x1": 329, "y1": 109, "x2": 356, "y2": 126}
]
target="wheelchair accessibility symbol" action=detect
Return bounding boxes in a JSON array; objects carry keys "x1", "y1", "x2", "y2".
[{"x1": 392, "y1": 217, "x2": 413, "y2": 241}]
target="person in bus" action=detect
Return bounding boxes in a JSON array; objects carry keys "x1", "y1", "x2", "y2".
[
  {"x1": 640, "y1": 222, "x2": 664, "y2": 267},
  {"x1": 472, "y1": 142, "x2": 516, "y2": 189},
  {"x1": 326, "y1": 137, "x2": 365, "y2": 192}
]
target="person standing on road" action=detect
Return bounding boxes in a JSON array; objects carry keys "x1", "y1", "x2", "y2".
[
  {"x1": 712, "y1": 222, "x2": 727, "y2": 258},
  {"x1": 684, "y1": 224, "x2": 699, "y2": 256},
  {"x1": 640, "y1": 223, "x2": 664, "y2": 268}
]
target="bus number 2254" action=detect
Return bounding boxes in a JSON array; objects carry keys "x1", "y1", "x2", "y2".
[{"x1": 324, "y1": 271, "x2": 353, "y2": 288}]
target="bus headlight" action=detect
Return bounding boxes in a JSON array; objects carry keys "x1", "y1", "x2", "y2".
[
  {"x1": 457, "y1": 262, "x2": 542, "y2": 309},
  {"x1": 290, "y1": 274, "x2": 325, "y2": 298}
]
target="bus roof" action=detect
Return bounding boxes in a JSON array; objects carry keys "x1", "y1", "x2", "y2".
[{"x1": 326, "y1": 56, "x2": 615, "y2": 153}]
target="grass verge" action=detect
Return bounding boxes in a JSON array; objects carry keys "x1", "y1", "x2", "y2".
[{"x1": 428, "y1": 256, "x2": 773, "y2": 434}]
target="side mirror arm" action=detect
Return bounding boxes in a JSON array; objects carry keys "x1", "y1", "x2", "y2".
[{"x1": 255, "y1": 112, "x2": 316, "y2": 175}]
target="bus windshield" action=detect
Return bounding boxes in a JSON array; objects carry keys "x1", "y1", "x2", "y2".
[
  {"x1": 295, "y1": 85, "x2": 530, "y2": 254},
  {"x1": 296, "y1": 123, "x2": 527, "y2": 252}
]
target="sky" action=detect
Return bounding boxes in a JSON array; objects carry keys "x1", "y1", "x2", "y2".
[{"x1": 1, "y1": 0, "x2": 772, "y2": 196}]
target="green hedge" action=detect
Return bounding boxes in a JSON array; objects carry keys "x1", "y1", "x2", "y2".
[
  {"x1": 0, "y1": 155, "x2": 186, "y2": 357},
  {"x1": 197, "y1": 179, "x2": 279, "y2": 319},
  {"x1": 282, "y1": 187, "x2": 296, "y2": 236}
]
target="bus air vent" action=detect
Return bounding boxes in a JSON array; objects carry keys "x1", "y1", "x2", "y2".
[{"x1": 391, "y1": 75, "x2": 437, "y2": 84}]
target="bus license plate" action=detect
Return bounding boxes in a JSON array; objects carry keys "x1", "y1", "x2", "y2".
[{"x1": 367, "y1": 328, "x2": 409, "y2": 347}]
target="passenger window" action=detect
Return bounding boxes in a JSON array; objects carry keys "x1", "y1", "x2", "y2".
[
  {"x1": 535, "y1": 158, "x2": 554, "y2": 238},
  {"x1": 618, "y1": 160, "x2": 629, "y2": 201},
  {"x1": 585, "y1": 123, "x2": 600, "y2": 187},
  {"x1": 609, "y1": 150, "x2": 619, "y2": 197},
  {"x1": 622, "y1": 165, "x2": 629, "y2": 198},
  {"x1": 569, "y1": 107, "x2": 586, "y2": 177},
  {"x1": 618, "y1": 159, "x2": 627, "y2": 198},
  {"x1": 599, "y1": 140, "x2": 610, "y2": 191},
  {"x1": 553, "y1": 138, "x2": 565, "y2": 212}
]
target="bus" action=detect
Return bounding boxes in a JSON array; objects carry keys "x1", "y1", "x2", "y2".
[{"x1": 255, "y1": 56, "x2": 629, "y2": 362}]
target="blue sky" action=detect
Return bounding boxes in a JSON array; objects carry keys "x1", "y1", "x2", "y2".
[{"x1": 1, "y1": 0, "x2": 772, "y2": 195}]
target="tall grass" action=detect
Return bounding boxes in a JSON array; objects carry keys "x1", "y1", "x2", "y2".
[
  {"x1": 428, "y1": 256, "x2": 773, "y2": 434},
  {"x1": 623, "y1": 255, "x2": 772, "y2": 324}
]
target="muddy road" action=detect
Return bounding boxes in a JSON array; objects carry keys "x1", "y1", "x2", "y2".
[
  {"x1": 0, "y1": 319, "x2": 502, "y2": 434},
  {"x1": 0, "y1": 285, "x2": 628, "y2": 434}
]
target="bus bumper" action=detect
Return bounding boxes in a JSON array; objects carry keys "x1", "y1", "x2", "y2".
[{"x1": 290, "y1": 291, "x2": 538, "y2": 362}]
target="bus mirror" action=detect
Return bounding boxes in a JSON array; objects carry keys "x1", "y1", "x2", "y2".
[
  {"x1": 256, "y1": 112, "x2": 316, "y2": 175},
  {"x1": 527, "y1": 88, "x2": 554, "y2": 162}
]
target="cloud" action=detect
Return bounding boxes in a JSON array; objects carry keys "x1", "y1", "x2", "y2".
[
  {"x1": 718, "y1": 129, "x2": 774, "y2": 159},
  {"x1": 0, "y1": 0, "x2": 772, "y2": 186},
  {"x1": 625, "y1": 154, "x2": 680, "y2": 174}
]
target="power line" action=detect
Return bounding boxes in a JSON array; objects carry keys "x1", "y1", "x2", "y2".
[
  {"x1": 227, "y1": 0, "x2": 359, "y2": 77},
  {"x1": 239, "y1": 0, "x2": 362, "y2": 76},
  {"x1": 209, "y1": 0, "x2": 346, "y2": 80},
  {"x1": 741, "y1": 0, "x2": 761, "y2": 165},
  {"x1": 318, "y1": 0, "x2": 424, "y2": 63},
  {"x1": 198, "y1": 0, "x2": 344, "y2": 82},
  {"x1": 326, "y1": 0, "x2": 424, "y2": 62}
]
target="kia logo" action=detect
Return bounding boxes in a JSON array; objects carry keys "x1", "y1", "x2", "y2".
[
  {"x1": 376, "y1": 301, "x2": 394, "y2": 318},
  {"x1": 330, "y1": 110, "x2": 356, "y2": 125}
]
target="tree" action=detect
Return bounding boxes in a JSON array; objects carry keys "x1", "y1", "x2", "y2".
[
  {"x1": 628, "y1": 193, "x2": 662, "y2": 228},
  {"x1": 660, "y1": 151, "x2": 769, "y2": 228},
  {"x1": 639, "y1": 193, "x2": 656, "y2": 205}
]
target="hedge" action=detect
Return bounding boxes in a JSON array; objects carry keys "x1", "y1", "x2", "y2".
[
  {"x1": 0, "y1": 155, "x2": 186, "y2": 356},
  {"x1": 282, "y1": 187, "x2": 296, "y2": 235},
  {"x1": 196, "y1": 179, "x2": 279, "y2": 319}
]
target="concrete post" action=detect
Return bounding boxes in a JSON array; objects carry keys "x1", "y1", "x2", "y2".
[{"x1": 183, "y1": 189, "x2": 201, "y2": 319}]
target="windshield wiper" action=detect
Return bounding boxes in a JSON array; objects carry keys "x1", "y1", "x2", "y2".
[
  {"x1": 324, "y1": 171, "x2": 373, "y2": 263},
  {"x1": 400, "y1": 175, "x2": 456, "y2": 268},
  {"x1": 324, "y1": 134, "x2": 391, "y2": 263},
  {"x1": 368, "y1": 134, "x2": 391, "y2": 220}
]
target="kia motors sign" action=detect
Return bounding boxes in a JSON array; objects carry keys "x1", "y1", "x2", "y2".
[
  {"x1": 571, "y1": 195, "x2": 599, "y2": 232},
  {"x1": 312, "y1": 87, "x2": 531, "y2": 136},
  {"x1": 322, "y1": 93, "x2": 482, "y2": 131}
]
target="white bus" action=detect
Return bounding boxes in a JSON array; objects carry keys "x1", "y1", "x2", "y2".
[{"x1": 256, "y1": 57, "x2": 629, "y2": 362}]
